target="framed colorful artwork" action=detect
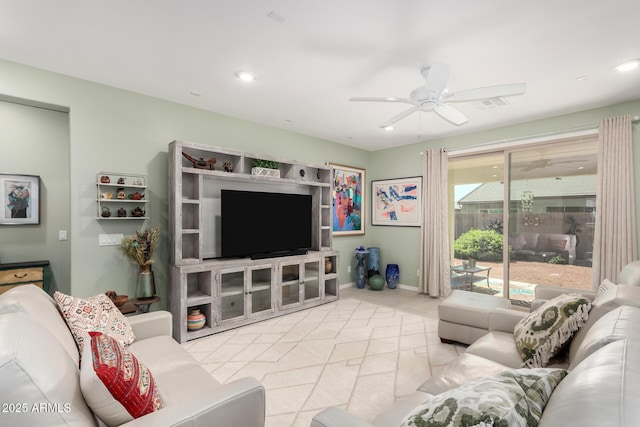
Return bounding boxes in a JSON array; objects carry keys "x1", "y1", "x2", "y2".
[
  {"x1": 0, "y1": 174, "x2": 41, "y2": 225},
  {"x1": 371, "y1": 176, "x2": 422, "y2": 226},
  {"x1": 330, "y1": 163, "x2": 365, "y2": 236}
]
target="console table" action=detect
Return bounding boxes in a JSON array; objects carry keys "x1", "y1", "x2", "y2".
[{"x1": 0, "y1": 260, "x2": 51, "y2": 295}]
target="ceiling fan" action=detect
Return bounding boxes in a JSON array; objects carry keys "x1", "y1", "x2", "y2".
[{"x1": 349, "y1": 63, "x2": 526, "y2": 128}]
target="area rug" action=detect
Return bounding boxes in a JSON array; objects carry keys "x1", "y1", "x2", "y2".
[
  {"x1": 451, "y1": 274, "x2": 536, "y2": 305},
  {"x1": 181, "y1": 298, "x2": 464, "y2": 427}
]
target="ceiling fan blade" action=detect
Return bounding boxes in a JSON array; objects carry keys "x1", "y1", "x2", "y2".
[
  {"x1": 445, "y1": 83, "x2": 526, "y2": 102},
  {"x1": 349, "y1": 97, "x2": 416, "y2": 105},
  {"x1": 421, "y1": 63, "x2": 450, "y2": 98},
  {"x1": 380, "y1": 106, "x2": 420, "y2": 128},
  {"x1": 434, "y1": 103, "x2": 468, "y2": 126}
]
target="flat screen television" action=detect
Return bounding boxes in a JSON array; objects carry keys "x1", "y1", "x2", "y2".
[{"x1": 221, "y1": 189, "x2": 313, "y2": 259}]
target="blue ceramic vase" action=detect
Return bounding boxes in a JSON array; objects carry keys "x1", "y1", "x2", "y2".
[
  {"x1": 385, "y1": 264, "x2": 399, "y2": 289},
  {"x1": 354, "y1": 246, "x2": 369, "y2": 289}
]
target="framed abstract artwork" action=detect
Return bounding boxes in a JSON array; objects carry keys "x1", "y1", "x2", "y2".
[
  {"x1": 0, "y1": 174, "x2": 40, "y2": 225},
  {"x1": 330, "y1": 163, "x2": 365, "y2": 236},
  {"x1": 371, "y1": 176, "x2": 422, "y2": 226}
]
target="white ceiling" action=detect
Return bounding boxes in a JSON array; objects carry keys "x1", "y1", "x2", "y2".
[{"x1": 1, "y1": 1, "x2": 639, "y2": 151}]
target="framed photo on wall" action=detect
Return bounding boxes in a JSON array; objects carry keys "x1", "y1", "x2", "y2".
[
  {"x1": 330, "y1": 163, "x2": 365, "y2": 236},
  {"x1": 0, "y1": 174, "x2": 41, "y2": 225},
  {"x1": 371, "y1": 176, "x2": 422, "y2": 227}
]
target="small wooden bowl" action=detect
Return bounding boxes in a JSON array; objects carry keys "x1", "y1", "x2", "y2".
[{"x1": 114, "y1": 295, "x2": 128, "y2": 307}]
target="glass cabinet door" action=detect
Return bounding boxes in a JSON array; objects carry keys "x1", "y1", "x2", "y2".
[
  {"x1": 303, "y1": 259, "x2": 321, "y2": 302},
  {"x1": 219, "y1": 268, "x2": 245, "y2": 322},
  {"x1": 280, "y1": 261, "x2": 301, "y2": 308},
  {"x1": 248, "y1": 265, "x2": 274, "y2": 315}
]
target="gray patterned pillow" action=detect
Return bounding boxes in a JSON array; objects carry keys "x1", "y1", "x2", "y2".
[
  {"x1": 514, "y1": 293, "x2": 591, "y2": 368},
  {"x1": 402, "y1": 368, "x2": 568, "y2": 427}
]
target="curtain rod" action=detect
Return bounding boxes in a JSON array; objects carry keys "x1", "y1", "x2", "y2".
[{"x1": 421, "y1": 114, "x2": 640, "y2": 155}]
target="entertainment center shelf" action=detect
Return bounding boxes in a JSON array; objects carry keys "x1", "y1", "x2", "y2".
[{"x1": 168, "y1": 140, "x2": 339, "y2": 343}]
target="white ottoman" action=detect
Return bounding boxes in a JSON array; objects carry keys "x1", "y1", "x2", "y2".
[{"x1": 438, "y1": 290, "x2": 511, "y2": 345}]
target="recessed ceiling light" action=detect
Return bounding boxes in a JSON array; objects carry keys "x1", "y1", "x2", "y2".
[
  {"x1": 578, "y1": 166, "x2": 585, "y2": 170},
  {"x1": 576, "y1": 75, "x2": 587, "y2": 83},
  {"x1": 383, "y1": 126, "x2": 394, "y2": 131},
  {"x1": 615, "y1": 60, "x2": 640, "y2": 73},
  {"x1": 235, "y1": 71, "x2": 255, "y2": 82}
]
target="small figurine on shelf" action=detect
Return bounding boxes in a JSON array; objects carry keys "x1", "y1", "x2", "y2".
[
  {"x1": 117, "y1": 188, "x2": 126, "y2": 199},
  {"x1": 128, "y1": 192, "x2": 144, "y2": 200},
  {"x1": 132, "y1": 206, "x2": 145, "y2": 217},
  {"x1": 117, "y1": 177, "x2": 126, "y2": 185},
  {"x1": 101, "y1": 207, "x2": 111, "y2": 218},
  {"x1": 223, "y1": 161, "x2": 233, "y2": 172},
  {"x1": 117, "y1": 207, "x2": 127, "y2": 217},
  {"x1": 100, "y1": 175, "x2": 111, "y2": 184},
  {"x1": 182, "y1": 152, "x2": 217, "y2": 170},
  {"x1": 133, "y1": 179, "x2": 143, "y2": 186},
  {"x1": 299, "y1": 169, "x2": 306, "y2": 180}
]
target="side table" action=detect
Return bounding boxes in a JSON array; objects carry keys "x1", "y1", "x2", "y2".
[{"x1": 129, "y1": 296, "x2": 161, "y2": 313}]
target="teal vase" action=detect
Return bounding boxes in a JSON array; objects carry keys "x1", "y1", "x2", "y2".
[
  {"x1": 136, "y1": 264, "x2": 157, "y2": 299},
  {"x1": 368, "y1": 274, "x2": 385, "y2": 291}
]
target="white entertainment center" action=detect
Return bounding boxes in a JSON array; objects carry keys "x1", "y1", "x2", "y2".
[{"x1": 168, "y1": 140, "x2": 339, "y2": 343}]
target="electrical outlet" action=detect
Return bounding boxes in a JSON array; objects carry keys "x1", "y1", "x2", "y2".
[
  {"x1": 417, "y1": 269, "x2": 420, "y2": 277},
  {"x1": 347, "y1": 265, "x2": 351, "y2": 273},
  {"x1": 58, "y1": 230, "x2": 68, "y2": 241},
  {"x1": 99, "y1": 233, "x2": 124, "y2": 246}
]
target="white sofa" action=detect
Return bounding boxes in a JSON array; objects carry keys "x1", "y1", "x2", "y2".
[
  {"x1": 0, "y1": 285, "x2": 266, "y2": 426},
  {"x1": 311, "y1": 278, "x2": 640, "y2": 426},
  {"x1": 510, "y1": 231, "x2": 577, "y2": 264}
]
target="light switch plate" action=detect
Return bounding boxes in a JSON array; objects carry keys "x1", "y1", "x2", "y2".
[{"x1": 99, "y1": 233, "x2": 124, "y2": 246}]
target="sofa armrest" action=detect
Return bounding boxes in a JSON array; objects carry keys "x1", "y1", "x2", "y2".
[
  {"x1": 128, "y1": 311, "x2": 173, "y2": 341},
  {"x1": 488, "y1": 308, "x2": 528, "y2": 333},
  {"x1": 311, "y1": 407, "x2": 375, "y2": 427},
  {"x1": 122, "y1": 377, "x2": 265, "y2": 427},
  {"x1": 534, "y1": 285, "x2": 596, "y2": 301}
]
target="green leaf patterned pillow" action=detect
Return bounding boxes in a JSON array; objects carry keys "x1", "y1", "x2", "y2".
[
  {"x1": 514, "y1": 293, "x2": 591, "y2": 368},
  {"x1": 402, "y1": 368, "x2": 568, "y2": 427}
]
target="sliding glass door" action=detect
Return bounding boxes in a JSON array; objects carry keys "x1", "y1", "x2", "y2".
[{"x1": 449, "y1": 136, "x2": 597, "y2": 307}]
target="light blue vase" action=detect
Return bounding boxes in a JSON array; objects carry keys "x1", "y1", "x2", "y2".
[{"x1": 367, "y1": 247, "x2": 380, "y2": 277}]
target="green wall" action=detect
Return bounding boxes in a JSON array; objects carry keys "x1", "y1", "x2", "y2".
[
  {"x1": 1, "y1": 57, "x2": 638, "y2": 300},
  {"x1": 367, "y1": 99, "x2": 640, "y2": 288},
  {"x1": 0, "y1": 58, "x2": 369, "y2": 306},
  {"x1": 0, "y1": 99, "x2": 71, "y2": 293}
]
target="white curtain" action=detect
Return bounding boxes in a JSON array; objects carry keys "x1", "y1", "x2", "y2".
[
  {"x1": 592, "y1": 114, "x2": 637, "y2": 287},
  {"x1": 419, "y1": 148, "x2": 451, "y2": 297}
]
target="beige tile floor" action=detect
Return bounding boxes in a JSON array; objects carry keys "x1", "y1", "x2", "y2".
[{"x1": 182, "y1": 287, "x2": 466, "y2": 427}]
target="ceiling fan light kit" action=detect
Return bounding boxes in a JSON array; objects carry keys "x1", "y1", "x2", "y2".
[{"x1": 350, "y1": 63, "x2": 526, "y2": 128}]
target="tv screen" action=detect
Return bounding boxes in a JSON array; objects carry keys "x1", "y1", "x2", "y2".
[{"x1": 221, "y1": 190, "x2": 313, "y2": 259}]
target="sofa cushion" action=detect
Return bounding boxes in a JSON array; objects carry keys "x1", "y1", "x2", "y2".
[
  {"x1": 0, "y1": 308, "x2": 97, "y2": 426},
  {"x1": 514, "y1": 293, "x2": 591, "y2": 368},
  {"x1": 568, "y1": 284, "x2": 640, "y2": 363},
  {"x1": 519, "y1": 232, "x2": 540, "y2": 250},
  {"x1": 569, "y1": 305, "x2": 640, "y2": 369},
  {"x1": 596, "y1": 278, "x2": 616, "y2": 297},
  {"x1": 402, "y1": 368, "x2": 567, "y2": 427},
  {"x1": 54, "y1": 291, "x2": 135, "y2": 357},
  {"x1": 546, "y1": 239, "x2": 567, "y2": 251},
  {"x1": 465, "y1": 331, "x2": 524, "y2": 369},
  {"x1": 0, "y1": 284, "x2": 80, "y2": 365},
  {"x1": 80, "y1": 331, "x2": 162, "y2": 426},
  {"x1": 509, "y1": 234, "x2": 527, "y2": 250},
  {"x1": 617, "y1": 260, "x2": 640, "y2": 286},
  {"x1": 540, "y1": 339, "x2": 640, "y2": 426}
]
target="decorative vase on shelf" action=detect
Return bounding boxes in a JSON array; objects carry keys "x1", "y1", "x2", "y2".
[
  {"x1": 386, "y1": 264, "x2": 399, "y2": 289},
  {"x1": 354, "y1": 246, "x2": 369, "y2": 289},
  {"x1": 367, "y1": 247, "x2": 380, "y2": 278},
  {"x1": 187, "y1": 309, "x2": 206, "y2": 331},
  {"x1": 136, "y1": 264, "x2": 157, "y2": 299},
  {"x1": 325, "y1": 257, "x2": 333, "y2": 274}
]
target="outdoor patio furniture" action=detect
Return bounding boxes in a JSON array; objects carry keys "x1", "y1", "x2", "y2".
[{"x1": 510, "y1": 232, "x2": 576, "y2": 264}]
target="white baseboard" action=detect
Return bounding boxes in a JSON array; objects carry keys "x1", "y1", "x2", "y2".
[{"x1": 341, "y1": 282, "x2": 419, "y2": 292}]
